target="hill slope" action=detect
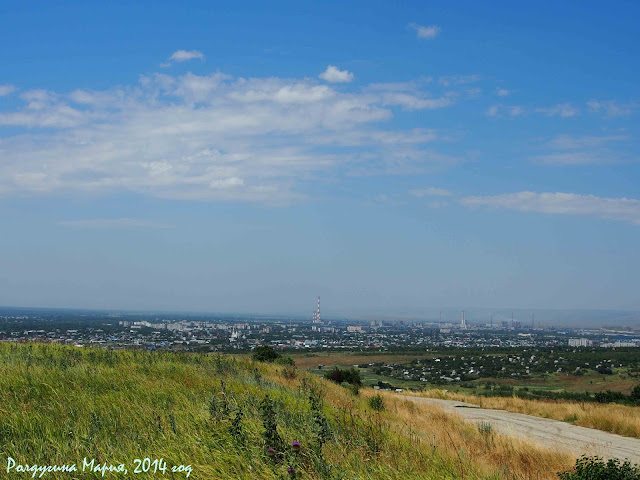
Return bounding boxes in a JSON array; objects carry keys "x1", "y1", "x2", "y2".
[{"x1": 0, "y1": 343, "x2": 572, "y2": 479}]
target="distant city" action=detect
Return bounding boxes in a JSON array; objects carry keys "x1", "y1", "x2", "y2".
[{"x1": 2, "y1": 298, "x2": 639, "y2": 353}]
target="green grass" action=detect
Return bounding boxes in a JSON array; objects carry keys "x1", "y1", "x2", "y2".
[
  {"x1": 0, "y1": 343, "x2": 515, "y2": 479},
  {"x1": 308, "y1": 364, "x2": 425, "y2": 391}
]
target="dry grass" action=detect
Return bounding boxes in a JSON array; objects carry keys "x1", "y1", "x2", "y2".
[
  {"x1": 273, "y1": 368, "x2": 575, "y2": 479},
  {"x1": 355, "y1": 388, "x2": 574, "y2": 480},
  {"x1": 290, "y1": 353, "x2": 421, "y2": 369},
  {"x1": 412, "y1": 389, "x2": 640, "y2": 439}
]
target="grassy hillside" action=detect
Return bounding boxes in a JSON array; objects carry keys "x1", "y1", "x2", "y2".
[{"x1": 0, "y1": 343, "x2": 572, "y2": 479}]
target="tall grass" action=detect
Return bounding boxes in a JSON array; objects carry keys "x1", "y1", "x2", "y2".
[
  {"x1": 357, "y1": 389, "x2": 573, "y2": 480},
  {"x1": 0, "y1": 343, "x2": 573, "y2": 479}
]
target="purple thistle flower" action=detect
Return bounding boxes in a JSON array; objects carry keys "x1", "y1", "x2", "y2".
[
  {"x1": 287, "y1": 467, "x2": 295, "y2": 475},
  {"x1": 267, "y1": 447, "x2": 276, "y2": 456},
  {"x1": 292, "y1": 440, "x2": 300, "y2": 450}
]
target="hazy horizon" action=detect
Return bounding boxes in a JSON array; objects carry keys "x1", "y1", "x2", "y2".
[{"x1": 3, "y1": 303, "x2": 640, "y2": 329}]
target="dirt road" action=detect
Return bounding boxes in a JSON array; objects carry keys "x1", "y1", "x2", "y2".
[{"x1": 399, "y1": 395, "x2": 640, "y2": 463}]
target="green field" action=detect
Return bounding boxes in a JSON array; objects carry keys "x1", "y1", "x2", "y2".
[{"x1": 298, "y1": 349, "x2": 640, "y2": 403}]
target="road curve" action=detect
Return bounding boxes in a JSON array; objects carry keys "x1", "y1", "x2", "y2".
[{"x1": 398, "y1": 395, "x2": 640, "y2": 464}]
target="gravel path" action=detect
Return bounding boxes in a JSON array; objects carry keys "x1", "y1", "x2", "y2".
[{"x1": 398, "y1": 395, "x2": 640, "y2": 463}]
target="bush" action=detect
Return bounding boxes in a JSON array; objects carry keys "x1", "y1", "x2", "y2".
[
  {"x1": 594, "y1": 390, "x2": 626, "y2": 404},
  {"x1": 281, "y1": 365, "x2": 297, "y2": 379},
  {"x1": 275, "y1": 355, "x2": 295, "y2": 366},
  {"x1": 558, "y1": 456, "x2": 640, "y2": 479},
  {"x1": 253, "y1": 345, "x2": 281, "y2": 363},
  {"x1": 325, "y1": 367, "x2": 362, "y2": 386},
  {"x1": 368, "y1": 394, "x2": 385, "y2": 411}
]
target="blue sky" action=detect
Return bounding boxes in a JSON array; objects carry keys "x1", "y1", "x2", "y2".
[{"x1": 1, "y1": 1, "x2": 639, "y2": 315}]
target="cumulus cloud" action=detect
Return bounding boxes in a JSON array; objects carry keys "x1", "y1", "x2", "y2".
[
  {"x1": 410, "y1": 187, "x2": 452, "y2": 197},
  {"x1": 0, "y1": 89, "x2": 90, "y2": 128},
  {"x1": 409, "y1": 23, "x2": 441, "y2": 39},
  {"x1": 318, "y1": 65, "x2": 354, "y2": 83},
  {"x1": 496, "y1": 88, "x2": 510, "y2": 97},
  {"x1": 169, "y1": 49, "x2": 205, "y2": 62},
  {"x1": 461, "y1": 191, "x2": 640, "y2": 225},
  {"x1": 160, "y1": 50, "x2": 206, "y2": 67},
  {"x1": 535, "y1": 103, "x2": 579, "y2": 117},
  {"x1": 0, "y1": 69, "x2": 462, "y2": 203},
  {"x1": 0, "y1": 85, "x2": 16, "y2": 96}
]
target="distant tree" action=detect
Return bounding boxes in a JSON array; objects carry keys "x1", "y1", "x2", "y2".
[
  {"x1": 325, "y1": 367, "x2": 362, "y2": 386},
  {"x1": 631, "y1": 385, "x2": 640, "y2": 402},
  {"x1": 252, "y1": 345, "x2": 280, "y2": 363},
  {"x1": 325, "y1": 367, "x2": 345, "y2": 384},
  {"x1": 594, "y1": 390, "x2": 626, "y2": 404}
]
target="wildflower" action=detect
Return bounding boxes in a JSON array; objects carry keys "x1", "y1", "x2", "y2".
[
  {"x1": 287, "y1": 466, "x2": 295, "y2": 476},
  {"x1": 267, "y1": 447, "x2": 276, "y2": 457},
  {"x1": 291, "y1": 440, "x2": 300, "y2": 450}
]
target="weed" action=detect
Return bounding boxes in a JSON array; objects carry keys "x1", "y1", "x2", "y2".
[
  {"x1": 282, "y1": 365, "x2": 297, "y2": 380},
  {"x1": 230, "y1": 407, "x2": 245, "y2": 445},
  {"x1": 368, "y1": 394, "x2": 385, "y2": 412},
  {"x1": 260, "y1": 395, "x2": 283, "y2": 452},
  {"x1": 477, "y1": 421, "x2": 492, "y2": 435}
]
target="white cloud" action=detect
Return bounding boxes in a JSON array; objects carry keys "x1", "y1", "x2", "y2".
[
  {"x1": 169, "y1": 49, "x2": 205, "y2": 62},
  {"x1": 486, "y1": 105, "x2": 499, "y2": 117},
  {"x1": 485, "y1": 104, "x2": 524, "y2": 117},
  {"x1": 59, "y1": 218, "x2": 173, "y2": 229},
  {"x1": 381, "y1": 92, "x2": 455, "y2": 110},
  {"x1": 410, "y1": 23, "x2": 441, "y2": 39},
  {"x1": 410, "y1": 187, "x2": 452, "y2": 197},
  {"x1": 461, "y1": 191, "x2": 640, "y2": 225},
  {"x1": 439, "y1": 74, "x2": 480, "y2": 86},
  {"x1": 318, "y1": 65, "x2": 354, "y2": 83},
  {"x1": 496, "y1": 88, "x2": 510, "y2": 97},
  {"x1": 587, "y1": 99, "x2": 636, "y2": 117},
  {"x1": 346, "y1": 149, "x2": 459, "y2": 177},
  {"x1": 509, "y1": 106, "x2": 524, "y2": 117},
  {"x1": 547, "y1": 134, "x2": 627, "y2": 150},
  {"x1": 366, "y1": 79, "x2": 432, "y2": 91},
  {"x1": 536, "y1": 103, "x2": 579, "y2": 117},
  {"x1": 0, "y1": 85, "x2": 16, "y2": 96},
  {"x1": 532, "y1": 134, "x2": 628, "y2": 166},
  {"x1": 0, "y1": 70, "x2": 462, "y2": 203},
  {"x1": 531, "y1": 152, "x2": 610, "y2": 166},
  {"x1": 0, "y1": 88, "x2": 90, "y2": 128}
]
